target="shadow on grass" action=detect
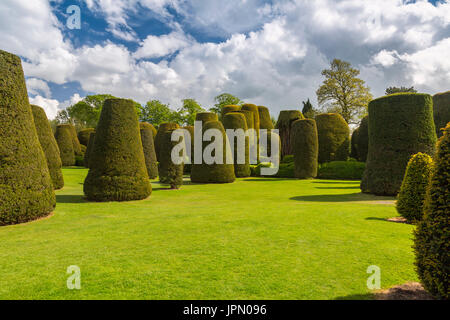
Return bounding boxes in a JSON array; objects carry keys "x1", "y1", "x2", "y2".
[
  {"x1": 334, "y1": 293, "x2": 374, "y2": 300},
  {"x1": 56, "y1": 194, "x2": 86, "y2": 203},
  {"x1": 243, "y1": 178, "x2": 294, "y2": 182},
  {"x1": 314, "y1": 186, "x2": 360, "y2": 190},
  {"x1": 312, "y1": 181, "x2": 359, "y2": 185},
  {"x1": 290, "y1": 192, "x2": 392, "y2": 203},
  {"x1": 366, "y1": 217, "x2": 388, "y2": 222}
]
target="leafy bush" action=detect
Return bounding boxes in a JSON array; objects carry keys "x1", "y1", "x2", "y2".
[
  {"x1": 258, "y1": 106, "x2": 274, "y2": 130},
  {"x1": 276, "y1": 110, "x2": 304, "y2": 158},
  {"x1": 317, "y1": 161, "x2": 365, "y2": 180},
  {"x1": 55, "y1": 124, "x2": 75, "y2": 166},
  {"x1": 155, "y1": 123, "x2": 179, "y2": 161},
  {"x1": 183, "y1": 125, "x2": 194, "y2": 174},
  {"x1": 78, "y1": 128, "x2": 95, "y2": 146},
  {"x1": 292, "y1": 119, "x2": 318, "y2": 179},
  {"x1": 223, "y1": 112, "x2": 251, "y2": 177},
  {"x1": 67, "y1": 124, "x2": 83, "y2": 156},
  {"x1": 140, "y1": 122, "x2": 158, "y2": 179},
  {"x1": 433, "y1": 91, "x2": 450, "y2": 138},
  {"x1": 158, "y1": 130, "x2": 184, "y2": 188},
  {"x1": 195, "y1": 112, "x2": 218, "y2": 125},
  {"x1": 221, "y1": 105, "x2": 241, "y2": 121},
  {"x1": 84, "y1": 132, "x2": 95, "y2": 168},
  {"x1": 315, "y1": 113, "x2": 350, "y2": 163},
  {"x1": 351, "y1": 116, "x2": 368, "y2": 162}
]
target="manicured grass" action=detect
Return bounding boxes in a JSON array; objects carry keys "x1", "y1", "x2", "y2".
[{"x1": 0, "y1": 168, "x2": 418, "y2": 299}]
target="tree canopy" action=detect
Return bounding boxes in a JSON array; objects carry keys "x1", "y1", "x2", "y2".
[
  {"x1": 385, "y1": 86, "x2": 417, "y2": 95},
  {"x1": 210, "y1": 93, "x2": 242, "y2": 116}
]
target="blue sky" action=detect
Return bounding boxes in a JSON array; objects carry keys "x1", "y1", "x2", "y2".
[{"x1": 1, "y1": 0, "x2": 449, "y2": 118}]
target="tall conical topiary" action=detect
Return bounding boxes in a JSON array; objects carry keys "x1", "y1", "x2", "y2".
[
  {"x1": 196, "y1": 112, "x2": 218, "y2": 125},
  {"x1": 223, "y1": 112, "x2": 251, "y2": 177},
  {"x1": 84, "y1": 132, "x2": 95, "y2": 168},
  {"x1": 241, "y1": 104, "x2": 260, "y2": 134},
  {"x1": 292, "y1": 119, "x2": 319, "y2": 179},
  {"x1": 147, "y1": 123, "x2": 157, "y2": 142},
  {"x1": 221, "y1": 105, "x2": 241, "y2": 121},
  {"x1": 414, "y1": 123, "x2": 450, "y2": 300},
  {"x1": 396, "y1": 153, "x2": 433, "y2": 223},
  {"x1": 83, "y1": 99, "x2": 151, "y2": 201},
  {"x1": 55, "y1": 124, "x2": 75, "y2": 166},
  {"x1": 315, "y1": 113, "x2": 350, "y2": 163},
  {"x1": 361, "y1": 93, "x2": 437, "y2": 196},
  {"x1": 140, "y1": 122, "x2": 158, "y2": 179},
  {"x1": 432, "y1": 91, "x2": 450, "y2": 138},
  {"x1": 191, "y1": 121, "x2": 235, "y2": 183},
  {"x1": 276, "y1": 110, "x2": 304, "y2": 158},
  {"x1": 31, "y1": 105, "x2": 64, "y2": 190},
  {"x1": 155, "y1": 123, "x2": 179, "y2": 161},
  {"x1": 183, "y1": 125, "x2": 194, "y2": 173},
  {"x1": 78, "y1": 128, "x2": 95, "y2": 146},
  {"x1": 158, "y1": 130, "x2": 184, "y2": 189},
  {"x1": 258, "y1": 106, "x2": 274, "y2": 130},
  {"x1": 67, "y1": 124, "x2": 82, "y2": 156},
  {"x1": 0, "y1": 50, "x2": 55, "y2": 225},
  {"x1": 354, "y1": 116, "x2": 369, "y2": 162}
]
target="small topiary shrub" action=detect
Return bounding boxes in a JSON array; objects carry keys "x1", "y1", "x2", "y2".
[
  {"x1": 223, "y1": 112, "x2": 251, "y2": 177},
  {"x1": 83, "y1": 99, "x2": 151, "y2": 202},
  {"x1": 258, "y1": 106, "x2": 274, "y2": 130},
  {"x1": 315, "y1": 113, "x2": 350, "y2": 164},
  {"x1": 84, "y1": 132, "x2": 95, "y2": 168},
  {"x1": 432, "y1": 91, "x2": 450, "y2": 138},
  {"x1": 155, "y1": 123, "x2": 180, "y2": 161},
  {"x1": 414, "y1": 123, "x2": 450, "y2": 300},
  {"x1": 67, "y1": 124, "x2": 83, "y2": 156},
  {"x1": 318, "y1": 161, "x2": 366, "y2": 180},
  {"x1": 140, "y1": 122, "x2": 158, "y2": 179},
  {"x1": 158, "y1": 130, "x2": 184, "y2": 189},
  {"x1": 221, "y1": 105, "x2": 241, "y2": 121},
  {"x1": 241, "y1": 104, "x2": 260, "y2": 134},
  {"x1": 196, "y1": 112, "x2": 218, "y2": 125},
  {"x1": 396, "y1": 153, "x2": 433, "y2": 223},
  {"x1": 31, "y1": 105, "x2": 64, "y2": 190},
  {"x1": 78, "y1": 128, "x2": 95, "y2": 146},
  {"x1": 55, "y1": 124, "x2": 75, "y2": 166},
  {"x1": 276, "y1": 110, "x2": 304, "y2": 158},
  {"x1": 361, "y1": 93, "x2": 437, "y2": 196},
  {"x1": 0, "y1": 49, "x2": 55, "y2": 225},
  {"x1": 292, "y1": 119, "x2": 318, "y2": 179}
]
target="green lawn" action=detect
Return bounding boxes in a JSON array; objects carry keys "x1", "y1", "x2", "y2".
[{"x1": 0, "y1": 168, "x2": 418, "y2": 300}]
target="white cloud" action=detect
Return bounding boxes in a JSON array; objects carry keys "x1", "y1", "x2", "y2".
[
  {"x1": 371, "y1": 50, "x2": 399, "y2": 67},
  {"x1": 26, "y1": 78, "x2": 51, "y2": 98},
  {"x1": 134, "y1": 31, "x2": 191, "y2": 59},
  {"x1": 29, "y1": 95, "x2": 60, "y2": 120}
]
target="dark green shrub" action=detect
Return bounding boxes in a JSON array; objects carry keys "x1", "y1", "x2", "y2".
[
  {"x1": 292, "y1": 119, "x2": 318, "y2": 179},
  {"x1": 241, "y1": 104, "x2": 260, "y2": 135},
  {"x1": 190, "y1": 121, "x2": 235, "y2": 183},
  {"x1": 223, "y1": 112, "x2": 251, "y2": 177},
  {"x1": 258, "y1": 106, "x2": 274, "y2": 130},
  {"x1": 350, "y1": 128, "x2": 359, "y2": 159},
  {"x1": 221, "y1": 105, "x2": 241, "y2": 121},
  {"x1": 75, "y1": 155, "x2": 84, "y2": 167},
  {"x1": 351, "y1": 116, "x2": 369, "y2": 162},
  {"x1": 276, "y1": 110, "x2": 304, "y2": 158},
  {"x1": 78, "y1": 128, "x2": 95, "y2": 146},
  {"x1": 83, "y1": 99, "x2": 151, "y2": 201},
  {"x1": 31, "y1": 105, "x2": 64, "y2": 189},
  {"x1": 183, "y1": 125, "x2": 194, "y2": 173},
  {"x1": 68, "y1": 124, "x2": 83, "y2": 156},
  {"x1": 396, "y1": 153, "x2": 433, "y2": 223},
  {"x1": 55, "y1": 124, "x2": 75, "y2": 166},
  {"x1": 315, "y1": 113, "x2": 350, "y2": 163},
  {"x1": 237, "y1": 110, "x2": 254, "y2": 130},
  {"x1": 361, "y1": 93, "x2": 437, "y2": 195},
  {"x1": 318, "y1": 161, "x2": 365, "y2": 180},
  {"x1": 84, "y1": 132, "x2": 95, "y2": 168},
  {"x1": 155, "y1": 123, "x2": 179, "y2": 161},
  {"x1": 433, "y1": 91, "x2": 450, "y2": 138},
  {"x1": 0, "y1": 50, "x2": 55, "y2": 225},
  {"x1": 196, "y1": 112, "x2": 218, "y2": 125},
  {"x1": 414, "y1": 124, "x2": 450, "y2": 299},
  {"x1": 158, "y1": 130, "x2": 184, "y2": 188},
  {"x1": 140, "y1": 122, "x2": 158, "y2": 179}
]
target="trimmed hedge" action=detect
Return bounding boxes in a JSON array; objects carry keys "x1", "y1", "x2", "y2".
[
  {"x1": 241, "y1": 104, "x2": 260, "y2": 136},
  {"x1": 396, "y1": 153, "x2": 433, "y2": 223},
  {"x1": 183, "y1": 125, "x2": 194, "y2": 173},
  {"x1": 276, "y1": 110, "x2": 304, "y2": 158},
  {"x1": 433, "y1": 91, "x2": 450, "y2": 138},
  {"x1": 318, "y1": 161, "x2": 366, "y2": 180},
  {"x1": 414, "y1": 123, "x2": 450, "y2": 300},
  {"x1": 78, "y1": 128, "x2": 95, "y2": 146},
  {"x1": 140, "y1": 122, "x2": 158, "y2": 179},
  {"x1": 223, "y1": 112, "x2": 251, "y2": 177},
  {"x1": 221, "y1": 105, "x2": 241, "y2": 121},
  {"x1": 196, "y1": 112, "x2": 218, "y2": 125},
  {"x1": 352, "y1": 116, "x2": 369, "y2": 162},
  {"x1": 258, "y1": 106, "x2": 274, "y2": 130},
  {"x1": 84, "y1": 132, "x2": 95, "y2": 168},
  {"x1": 190, "y1": 121, "x2": 235, "y2": 183},
  {"x1": 55, "y1": 124, "x2": 75, "y2": 166},
  {"x1": 315, "y1": 113, "x2": 350, "y2": 164},
  {"x1": 0, "y1": 50, "x2": 55, "y2": 225},
  {"x1": 83, "y1": 98, "x2": 151, "y2": 201},
  {"x1": 292, "y1": 119, "x2": 318, "y2": 179},
  {"x1": 155, "y1": 123, "x2": 179, "y2": 161},
  {"x1": 361, "y1": 93, "x2": 437, "y2": 196},
  {"x1": 31, "y1": 105, "x2": 64, "y2": 190},
  {"x1": 67, "y1": 124, "x2": 82, "y2": 156},
  {"x1": 158, "y1": 130, "x2": 184, "y2": 188}
]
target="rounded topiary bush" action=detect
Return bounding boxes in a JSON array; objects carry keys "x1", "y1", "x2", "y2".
[
  {"x1": 361, "y1": 93, "x2": 437, "y2": 196},
  {"x1": 191, "y1": 121, "x2": 235, "y2": 183},
  {"x1": 315, "y1": 113, "x2": 350, "y2": 164},
  {"x1": 84, "y1": 132, "x2": 95, "y2": 168},
  {"x1": 258, "y1": 106, "x2": 274, "y2": 130},
  {"x1": 433, "y1": 91, "x2": 450, "y2": 138},
  {"x1": 396, "y1": 153, "x2": 433, "y2": 223},
  {"x1": 276, "y1": 110, "x2": 304, "y2": 158},
  {"x1": 292, "y1": 119, "x2": 319, "y2": 179},
  {"x1": 241, "y1": 104, "x2": 260, "y2": 134},
  {"x1": 55, "y1": 124, "x2": 75, "y2": 166},
  {"x1": 221, "y1": 105, "x2": 241, "y2": 121},
  {"x1": 158, "y1": 130, "x2": 184, "y2": 189},
  {"x1": 155, "y1": 123, "x2": 179, "y2": 161},
  {"x1": 223, "y1": 112, "x2": 251, "y2": 177},
  {"x1": 196, "y1": 112, "x2": 218, "y2": 125},
  {"x1": 78, "y1": 128, "x2": 95, "y2": 146},
  {"x1": 0, "y1": 49, "x2": 55, "y2": 225},
  {"x1": 140, "y1": 122, "x2": 158, "y2": 179},
  {"x1": 67, "y1": 124, "x2": 82, "y2": 156},
  {"x1": 83, "y1": 98, "x2": 151, "y2": 201},
  {"x1": 183, "y1": 125, "x2": 194, "y2": 173},
  {"x1": 414, "y1": 123, "x2": 450, "y2": 300},
  {"x1": 31, "y1": 105, "x2": 64, "y2": 190}
]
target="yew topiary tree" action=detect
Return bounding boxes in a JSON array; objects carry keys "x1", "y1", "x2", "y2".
[
  {"x1": 223, "y1": 112, "x2": 251, "y2": 177},
  {"x1": 276, "y1": 110, "x2": 304, "y2": 158},
  {"x1": 183, "y1": 125, "x2": 194, "y2": 173},
  {"x1": 0, "y1": 50, "x2": 55, "y2": 225},
  {"x1": 361, "y1": 93, "x2": 437, "y2": 196},
  {"x1": 221, "y1": 105, "x2": 241, "y2": 122},
  {"x1": 140, "y1": 122, "x2": 158, "y2": 179},
  {"x1": 78, "y1": 128, "x2": 95, "y2": 146},
  {"x1": 67, "y1": 124, "x2": 82, "y2": 156},
  {"x1": 354, "y1": 116, "x2": 369, "y2": 162},
  {"x1": 292, "y1": 119, "x2": 319, "y2": 179},
  {"x1": 84, "y1": 132, "x2": 95, "y2": 168},
  {"x1": 158, "y1": 130, "x2": 184, "y2": 189},
  {"x1": 55, "y1": 124, "x2": 75, "y2": 166},
  {"x1": 31, "y1": 105, "x2": 64, "y2": 190},
  {"x1": 241, "y1": 104, "x2": 260, "y2": 136},
  {"x1": 433, "y1": 91, "x2": 450, "y2": 138},
  {"x1": 258, "y1": 106, "x2": 274, "y2": 130},
  {"x1": 195, "y1": 112, "x2": 218, "y2": 125},
  {"x1": 315, "y1": 113, "x2": 350, "y2": 163},
  {"x1": 83, "y1": 99, "x2": 151, "y2": 201},
  {"x1": 414, "y1": 123, "x2": 449, "y2": 300},
  {"x1": 155, "y1": 123, "x2": 180, "y2": 161}
]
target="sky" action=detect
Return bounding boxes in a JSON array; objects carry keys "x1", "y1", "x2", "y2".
[{"x1": 0, "y1": 0, "x2": 449, "y2": 119}]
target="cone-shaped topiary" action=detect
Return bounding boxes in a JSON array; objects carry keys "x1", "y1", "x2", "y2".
[
  {"x1": 55, "y1": 124, "x2": 75, "y2": 166},
  {"x1": 83, "y1": 99, "x2": 151, "y2": 201},
  {"x1": 292, "y1": 119, "x2": 319, "y2": 179},
  {"x1": 241, "y1": 104, "x2": 260, "y2": 134},
  {"x1": 350, "y1": 128, "x2": 359, "y2": 159},
  {"x1": 223, "y1": 112, "x2": 251, "y2": 177},
  {"x1": 196, "y1": 112, "x2": 218, "y2": 125},
  {"x1": 413, "y1": 124, "x2": 450, "y2": 300},
  {"x1": 67, "y1": 124, "x2": 82, "y2": 156},
  {"x1": 78, "y1": 128, "x2": 95, "y2": 146},
  {"x1": 315, "y1": 113, "x2": 350, "y2": 164},
  {"x1": 361, "y1": 93, "x2": 437, "y2": 196},
  {"x1": 183, "y1": 125, "x2": 194, "y2": 173},
  {"x1": 354, "y1": 116, "x2": 369, "y2": 162},
  {"x1": 140, "y1": 122, "x2": 158, "y2": 179},
  {"x1": 155, "y1": 123, "x2": 179, "y2": 161},
  {"x1": 258, "y1": 106, "x2": 274, "y2": 130},
  {"x1": 396, "y1": 153, "x2": 433, "y2": 223},
  {"x1": 84, "y1": 132, "x2": 95, "y2": 168},
  {"x1": 0, "y1": 50, "x2": 55, "y2": 225},
  {"x1": 433, "y1": 91, "x2": 450, "y2": 138},
  {"x1": 158, "y1": 130, "x2": 184, "y2": 189},
  {"x1": 31, "y1": 105, "x2": 64, "y2": 190},
  {"x1": 221, "y1": 105, "x2": 241, "y2": 121},
  {"x1": 237, "y1": 110, "x2": 254, "y2": 130},
  {"x1": 191, "y1": 121, "x2": 235, "y2": 183},
  {"x1": 276, "y1": 110, "x2": 304, "y2": 158}
]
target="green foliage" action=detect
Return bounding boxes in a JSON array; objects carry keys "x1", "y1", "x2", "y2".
[
  {"x1": 175, "y1": 99, "x2": 205, "y2": 126},
  {"x1": 292, "y1": 119, "x2": 318, "y2": 179},
  {"x1": 31, "y1": 105, "x2": 64, "y2": 190},
  {"x1": 221, "y1": 105, "x2": 241, "y2": 121},
  {"x1": 318, "y1": 161, "x2": 366, "y2": 180},
  {"x1": 67, "y1": 123, "x2": 83, "y2": 156},
  {"x1": 316, "y1": 59, "x2": 373, "y2": 124},
  {"x1": 183, "y1": 126, "x2": 195, "y2": 173},
  {"x1": 211, "y1": 93, "x2": 242, "y2": 116},
  {"x1": 302, "y1": 99, "x2": 317, "y2": 119},
  {"x1": 433, "y1": 91, "x2": 450, "y2": 138},
  {"x1": 0, "y1": 50, "x2": 55, "y2": 225},
  {"x1": 414, "y1": 124, "x2": 450, "y2": 300},
  {"x1": 361, "y1": 93, "x2": 437, "y2": 196},
  {"x1": 241, "y1": 104, "x2": 260, "y2": 134},
  {"x1": 276, "y1": 110, "x2": 304, "y2": 158},
  {"x1": 84, "y1": 132, "x2": 95, "y2": 168},
  {"x1": 258, "y1": 106, "x2": 274, "y2": 130},
  {"x1": 140, "y1": 122, "x2": 158, "y2": 179},
  {"x1": 223, "y1": 112, "x2": 251, "y2": 178},
  {"x1": 237, "y1": 110, "x2": 254, "y2": 129},
  {"x1": 396, "y1": 153, "x2": 433, "y2": 223},
  {"x1": 78, "y1": 128, "x2": 95, "y2": 146},
  {"x1": 140, "y1": 100, "x2": 175, "y2": 126},
  {"x1": 83, "y1": 99, "x2": 152, "y2": 201},
  {"x1": 55, "y1": 124, "x2": 75, "y2": 166},
  {"x1": 155, "y1": 123, "x2": 180, "y2": 161},
  {"x1": 315, "y1": 113, "x2": 350, "y2": 163},
  {"x1": 158, "y1": 130, "x2": 184, "y2": 189},
  {"x1": 195, "y1": 112, "x2": 218, "y2": 125},
  {"x1": 385, "y1": 86, "x2": 417, "y2": 95},
  {"x1": 351, "y1": 116, "x2": 369, "y2": 162}
]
